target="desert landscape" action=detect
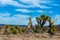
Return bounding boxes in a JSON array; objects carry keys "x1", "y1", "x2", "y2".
[
  {"x1": 0, "y1": 32, "x2": 60, "y2": 40},
  {"x1": 0, "y1": 0, "x2": 60, "y2": 40},
  {"x1": 0, "y1": 15, "x2": 59, "y2": 40}
]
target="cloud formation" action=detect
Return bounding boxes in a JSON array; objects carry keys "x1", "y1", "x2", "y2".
[
  {"x1": 0, "y1": 0, "x2": 60, "y2": 25},
  {"x1": 0, "y1": 12, "x2": 29, "y2": 25},
  {"x1": 0, "y1": 0, "x2": 55, "y2": 8},
  {"x1": 52, "y1": 15, "x2": 60, "y2": 25}
]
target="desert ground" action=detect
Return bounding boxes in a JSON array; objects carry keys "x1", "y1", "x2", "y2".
[{"x1": 0, "y1": 33, "x2": 60, "y2": 40}]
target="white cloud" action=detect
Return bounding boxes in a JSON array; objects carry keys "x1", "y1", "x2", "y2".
[
  {"x1": 19, "y1": 0, "x2": 52, "y2": 8},
  {"x1": 0, "y1": 0, "x2": 20, "y2": 6},
  {"x1": 37, "y1": 10, "x2": 45, "y2": 13},
  {"x1": 16, "y1": 9, "x2": 48, "y2": 13},
  {"x1": 52, "y1": 4, "x2": 59, "y2": 6},
  {"x1": 0, "y1": 0, "x2": 30, "y2": 7},
  {"x1": 0, "y1": 12, "x2": 30, "y2": 25},
  {"x1": 31, "y1": 14, "x2": 60, "y2": 26},
  {"x1": 52, "y1": 15, "x2": 60, "y2": 25},
  {"x1": 44, "y1": 15, "x2": 60, "y2": 25},
  {"x1": 32, "y1": 17, "x2": 37, "y2": 26},
  {"x1": 0, "y1": 12, "x2": 60, "y2": 25},
  {"x1": 0, "y1": 0, "x2": 53, "y2": 8},
  {"x1": 10, "y1": 14, "x2": 29, "y2": 25},
  {"x1": 16, "y1": 9, "x2": 30, "y2": 13},
  {"x1": 0, "y1": 12, "x2": 10, "y2": 17}
]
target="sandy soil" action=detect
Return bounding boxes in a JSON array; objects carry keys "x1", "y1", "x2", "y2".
[{"x1": 0, "y1": 33, "x2": 60, "y2": 40}]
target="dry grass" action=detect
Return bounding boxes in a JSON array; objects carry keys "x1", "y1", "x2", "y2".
[{"x1": 0, "y1": 33, "x2": 60, "y2": 40}]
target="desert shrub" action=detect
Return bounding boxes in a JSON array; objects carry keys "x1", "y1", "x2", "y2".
[
  {"x1": 33, "y1": 29, "x2": 38, "y2": 33},
  {"x1": 47, "y1": 29, "x2": 54, "y2": 35},
  {"x1": 18, "y1": 27, "x2": 23, "y2": 33},
  {"x1": 11, "y1": 29, "x2": 17, "y2": 34},
  {"x1": 14, "y1": 26, "x2": 19, "y2": 30},
  {"x1": 21, "y1": 28, "x2": 26, "y2": 32},
  {"x1": 33, "y1": 25, "x2": 40, "y2": 33},
  {"x1": 4, "y1": 25, "x2": 10, "y2": 35},
  {"x1": 4, "y1": 24, "x2": 10, "y2": 28},
  {"x1": 47, "y1": 25, "x2": 58, "y2": 35},
  {"x1": 10, "y1": 27, "x2": 14, "y2": 31}
]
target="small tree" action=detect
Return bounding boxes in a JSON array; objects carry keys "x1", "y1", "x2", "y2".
[
  {"x1": 28, "y1": 18, "x2": 33, "y2": 30},
  {"x1": 47, "y1": 21, "x2": 58, "y2": 37},
  {"x1": 4, "y1": 24, "x2": 10, "y2": 37},
  {"x1": 14, "y1": 26, "x2": 19, "y2": 30},
  {"x1": 10, "y1": 27, "x2": 14, "y2": 33},
  {"x1": 36, "y1": 15, "x2": 50, "y2": 33},
  {"x1": 12, "y1": 29, "x2": 17, "y2": 34},
  {"x1": 10, "y1": 26, "x2": 18, "y2": 34}
]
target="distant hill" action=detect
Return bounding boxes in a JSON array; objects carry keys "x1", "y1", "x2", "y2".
[
  {"x1": 0, "y1": 24, "x2": 60, "y2": 28},
  {"x1": 44, "y1": 24, "x2": 60, "y2": 28},
  {"x1": 0, "y1": 24, "x2": 27, "y2": 27}
]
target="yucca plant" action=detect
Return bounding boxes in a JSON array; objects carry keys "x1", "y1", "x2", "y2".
[
  {"x1": 34, "y1": 24, "x2": 40, "y2": 33},
  {"x1": 10, "y1": 27, "x2": 14, "y2": 33},
  {"x1": 21, "y1": 28, "x2": 26, "y2": 33},
  {"x1": 17, "y1": 27, "x2": 21, "y2": 33},
  {"x1": 4, "y1": 24, "x2": 10, "y2": 37},
  {"x1": 47, "y1": 22, "x2": 53, "y2": 35},
  {"x1": 47, "y1": 21, "x2": 58, "y2": 37},
  {"x1": 28, "y1": 17, "x2": 33, "y2": 30},
  {"x1": 12, "y1": 29, "x2": 17, "y2": 34},
  {"x1": 10, "y1": 27, "x2": 18, "y2": 34},
  {"x1": 14, "y1": 26, "x2": 19, "y2": 30},
  {"x1": 51, "y1": 25, "x2": 58, "y2": 34},
  {"x1": 36, "y1": 15, "x2": 50, "y2": 33}
]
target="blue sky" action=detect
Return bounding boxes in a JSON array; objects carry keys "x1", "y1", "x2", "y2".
[{"x1": 0, "y1": 0, "x2": 60, "y2": 25}]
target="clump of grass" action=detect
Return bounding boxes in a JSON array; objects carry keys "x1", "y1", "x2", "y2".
[{"x1": 11, "y1": 29, "x2": 17, "y2": 34}]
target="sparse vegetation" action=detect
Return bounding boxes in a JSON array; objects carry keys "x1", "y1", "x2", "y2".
[
  {"x1": 12, "y1": 29, "x2": 17, "y2": 34},
  {"x1": 1, "y1": 15, "x2": 58, "y2": 40},
  {"x1": 34, "y1": 24, "x2": 40, "y2": 33},
  {"x1": 36, "y1": 15, "x2": 51, "y2": 33},
  {"x1": 4, "y1": 25, "x2": 10, "y2": 36}
]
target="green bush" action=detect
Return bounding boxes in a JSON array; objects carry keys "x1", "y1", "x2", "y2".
[
  {"x1": 21, "y1": 28, "x2": 26, "y2": 32},
  {"x1": 10, "y1": 27, "x2": 14, "y2": 31},
  {"x1": 47, "y1": 25, "x2": 58, "y2": 35},
  {"x1": 14, "y1": 26, "x2": 18, "y2": 29},
  {"x1": 33, "y1": 25, "x2": 40, "y2": 33},
  {"x1": 11, "y1": 29, "x2": 17, "y2": 34}
]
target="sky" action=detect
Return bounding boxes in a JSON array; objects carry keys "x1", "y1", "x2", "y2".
[{"x1": 0, "y1": 0, "x2": 60, "y2": 25}]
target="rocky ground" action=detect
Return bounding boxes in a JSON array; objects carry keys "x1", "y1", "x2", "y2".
[{"x1": 0, "y1": 33, "x2": 60, "y2": 40}]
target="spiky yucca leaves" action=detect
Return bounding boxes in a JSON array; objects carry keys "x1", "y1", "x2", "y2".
[
  {"x1": 51, "y1": 25, "x2": 58, "y2": 33},
  {"x1": 34, "y1": 24, "x2": 40, "y2": 33},
  {"x1": 47, "y1": 22, "x2": 54, "y2": 35},
  {"x1": 10, "y1": 27, "x2": 14, "y2": 31},
  {"x1": 10, "y1": 27, "x2": 18, "y2": 34},
  {"x1": 4, "y1": 25, "x2": 10, "y2": 34},
  {"x1": 10, "y1": 27, "x2": 14, "y2": 33},
  {"x1": 36, "y1": 17, "x2": 40, "y2": 26},
  {"x1": 4, "y1": 25, "x2": 10, "y2": 36},
  {"x1": 36, "y1": 15, "x2": 50, "y2": 33},
  {"x1": 48, "y1": 21, "x2": 58, "y2": 36},
  {"x1": 17, "y1": 27, "x2": 26, "y2": 33},
  {"x1": 12, "y1": 29, "x2": 18, "y2": 34}
]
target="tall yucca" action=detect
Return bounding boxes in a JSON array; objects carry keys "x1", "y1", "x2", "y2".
[
  {"x1": 28, "y1": 17, "x2": 33, "y2": 29},
  {"x1": 36, "y1": 15, "x2": 50, "y2": 33}
]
